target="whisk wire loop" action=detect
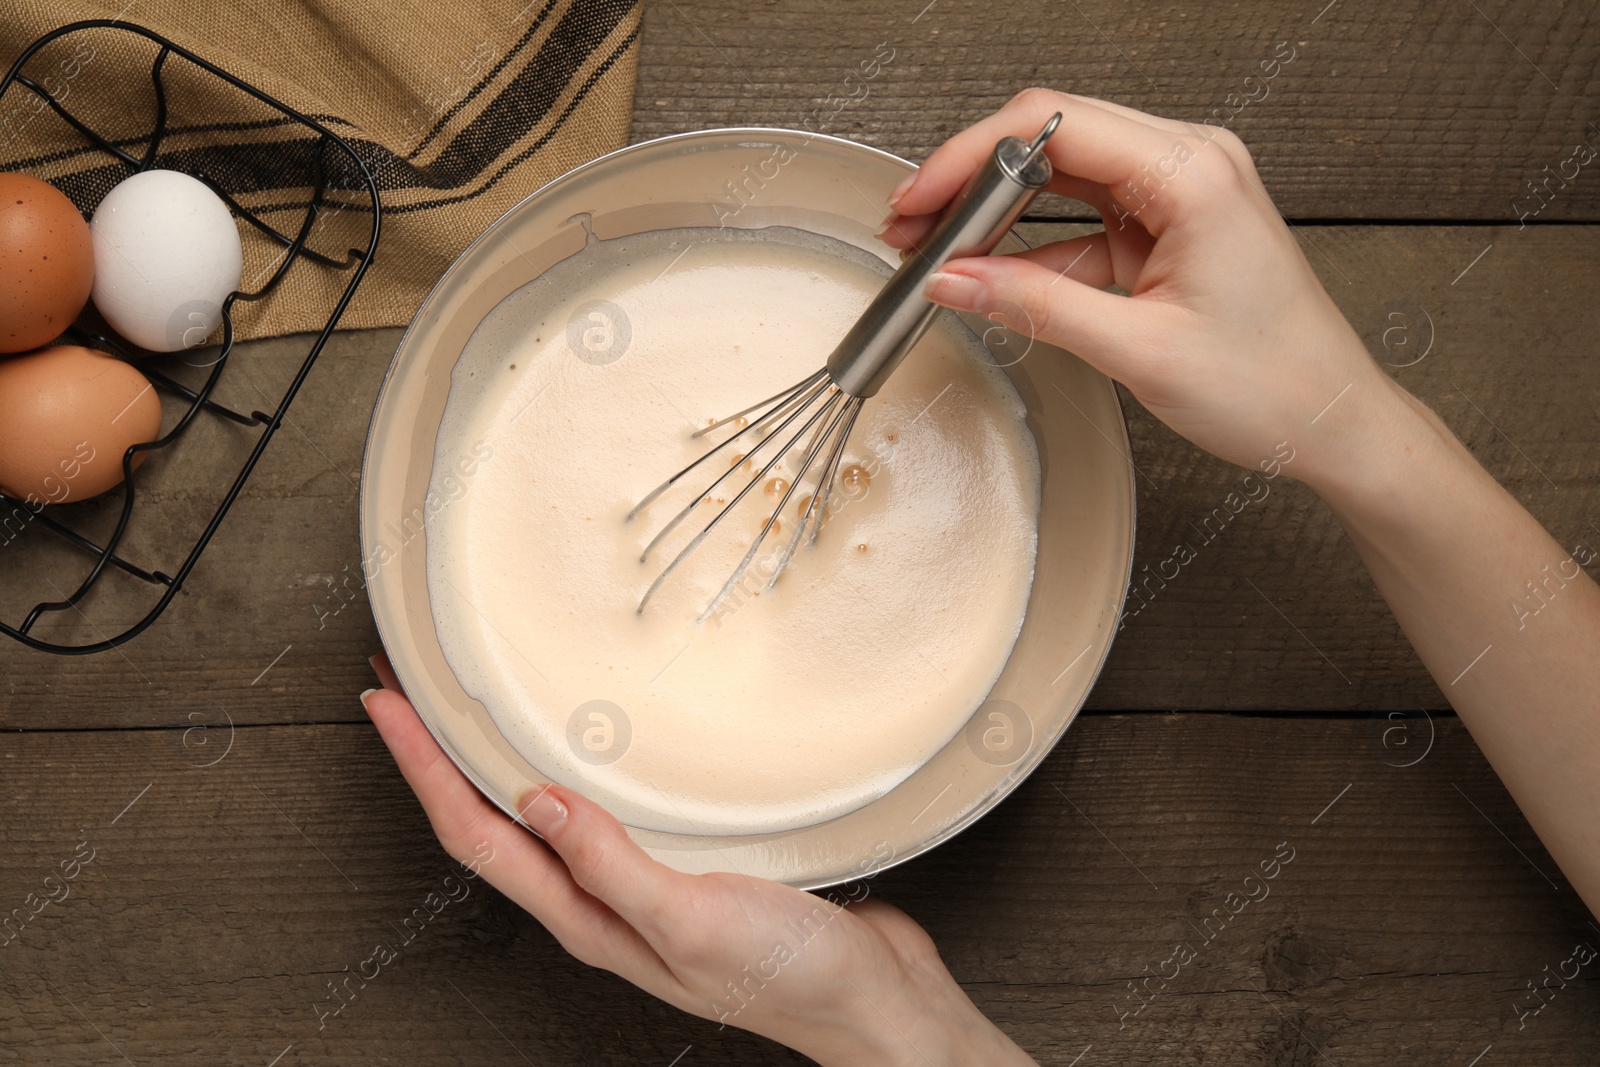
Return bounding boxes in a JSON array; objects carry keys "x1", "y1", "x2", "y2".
[
  {"x1": 690, "y1": 367, "x2": 828, "y2": 442},
  {"x1": 697, "y1": 392, "x2": 862, "y2": 622},
  {"x1": 626, "y1": 368, "x2": 827, "y2": 524},
  {"x1": 773, "y1": 396, "x2": 863, "y2": 580},
  {"x1": 636, "y1": 379, "x2": 844, "y2": 613},
  {"x1": 632, "y1": 375, "x2": 830, "y2": 562}
]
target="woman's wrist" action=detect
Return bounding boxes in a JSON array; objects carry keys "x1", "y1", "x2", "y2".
[
  {"x1": 1287, "y1": 341, "x2": 1456, "y2": 516},
  {"x1": 1290, "y1": 354, "x2": 1522, "y2": 580},
  {"x1": 800, "y1": 955, "x2": 1034, "y2": 1067}
]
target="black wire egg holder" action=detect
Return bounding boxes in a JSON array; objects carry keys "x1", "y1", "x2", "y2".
[{"x1": 0, "y1": 20, "x2": 382, "y2": 654}]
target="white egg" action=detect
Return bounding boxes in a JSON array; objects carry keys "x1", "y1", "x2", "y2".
[{"x1": 89, "y1": 170, "x2": 244, "y2": 353}]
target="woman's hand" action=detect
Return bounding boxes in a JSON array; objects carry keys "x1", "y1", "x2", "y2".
[
  {"x1": 360, "y1": 655, "x2": 1035, "y2": 1067},
  {"x1": 885, "y1": 87, "x2": 1417, "y2": 490},
  {"x1": 893, "y1": 90, "x2": 1600, "y2": 918}
]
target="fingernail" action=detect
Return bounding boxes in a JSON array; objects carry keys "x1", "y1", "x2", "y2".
[
  {"x1": 924, "y1": 269, "x2": 985, "y2": 311},
  {"x1": 359, "y1": 688, "x2": 378, "y2": 714},
  {"x1": 887, "y1": 172, "x2": 916, "y2": 208},
  {"x1": 520, "y1": 785, "x2": 569, "y2": 835},
  {"x1": 874, "y1": 212, "x2": 901, "y2": 239}
]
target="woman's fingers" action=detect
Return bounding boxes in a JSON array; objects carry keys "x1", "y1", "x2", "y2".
[
  {"x1": 359, "y1": 681, "x2": 675, "y2": 986},
  {"x1": 362, "y1": 687, "x2": 505, "y2": 860},
  {"x1": 999, "y1": 232, "x2": 1116, "y2": 291},
  {"x1": 877, "y1": 210, "x2": 938, "y2": 253},
  {"x1": 1098, "y1": 214, "x2": 1158, "y2": 293},
  {"x1": 369, "y1": 651, "x2": 403, "y2": 693},
  {"x1": 889, "y1": 89, "x2": 1205, "y2": 234},
  {"x1": 925, "y1": 251, "x2": 1166, "y2": 380},
  {"x1": 878, "y1": 175, "x2": 1102, "y2": 254},
  {"x1": 360, "y1": 672, "x2": 709, "y2": 967},
  {"x1": 1072, "y1": 92, "x2": 1197, "y2": 136},
  {"x1": 515, "y1": 782, "x2": 705, "y2": 951}
]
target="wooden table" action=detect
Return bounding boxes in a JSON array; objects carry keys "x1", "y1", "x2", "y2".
[{"x1": 4, "y1": 1, "x2": 1598, "y2": 1062}]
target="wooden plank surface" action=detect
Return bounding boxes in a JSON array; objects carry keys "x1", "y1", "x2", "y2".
[
  {"x1": 630, "y1": 0, "x2": 1600, "y2": 221},
  {"x1": 1, "y1": 714, "x2": 1595, "y2": 1064},
  {"x1": 2, "y1": 225, "x2": 1594, "y2": 724},
  {"x1": 0, "y1": 713, "x2": 1593, "y2": 1062}
]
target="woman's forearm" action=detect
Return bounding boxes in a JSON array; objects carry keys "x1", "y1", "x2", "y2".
[{"x1": 1306, "y1": 372, "x2": 1600, "y2": 912}]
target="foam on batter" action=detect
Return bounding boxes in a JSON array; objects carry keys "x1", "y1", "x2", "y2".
[{"x1": 426, "y1": 222, "x2": 1040, "y2": 834}]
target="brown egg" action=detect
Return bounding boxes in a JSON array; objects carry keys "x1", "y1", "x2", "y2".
[
  {"x1": 0, "y1": 173, "x2": 94, "y2": 354},
  {"x1": 0, "y1": 345, "x2": 162, "y2": 503}
]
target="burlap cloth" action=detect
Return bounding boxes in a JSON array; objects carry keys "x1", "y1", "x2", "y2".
[{"x1": 0, "y1": 0, "x2": 642, "y2": 340}]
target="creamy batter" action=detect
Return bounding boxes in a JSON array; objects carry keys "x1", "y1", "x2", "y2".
[{"x1": 426, "y1": 223, "x2": 1040, "y2": 834}]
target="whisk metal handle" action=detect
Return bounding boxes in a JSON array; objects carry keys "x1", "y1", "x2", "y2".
[{"x1": 824, "y1": 112, "x2": 1061, "y2": 398}]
